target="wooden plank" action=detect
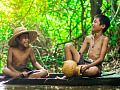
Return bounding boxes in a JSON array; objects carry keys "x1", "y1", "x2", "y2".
[
  {"x1": 1, "y1": 73, "x2": 120, "y2": 86},
  {"x1": 5, "y1": 76, "x2": 120, "y2": 86}
]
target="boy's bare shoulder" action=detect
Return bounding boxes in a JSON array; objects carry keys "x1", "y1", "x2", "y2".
[
  {"x1": 27, "y1": 46, "x2": 32, "y2": 50},
  {"x1": 9, "y1": 47, "x2": 16, "y2": 51},
  {"x1": 85, "y1": 35, "x2": 93, "y2": 40},
  {"x1": 86, "y1": 35, "x2": 93, "y2": 38},
  {"x1": 103, "y1": 35, "x2": 110, "y2": 42},
  {"x1": 25, "y1": 46, "x2": 33, "y2": 53},
  {"x1": 24, "y1": 46, "x2": 33, "y2": 52},
  {"x1": 8, "y1": 47, "x2": 18, "y2": 54}
]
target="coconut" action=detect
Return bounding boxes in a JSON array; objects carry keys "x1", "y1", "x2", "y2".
[{"x1": 62, "y1": 60, "x2": 82, "y2": 77}]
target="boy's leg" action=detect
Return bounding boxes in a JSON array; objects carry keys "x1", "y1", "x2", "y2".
[
  {"x1": 65, "y1": 43, "x2": 80, "y2": 62},
  {"x1": 27, "y1": 69, "x2": 48, "y2": 78},
  {"x1": 82, "y1": 66, "x2": 99, "y2": 76},
  {"x1": 3, "y1": 68, "x2": 20, "y2": 77}
]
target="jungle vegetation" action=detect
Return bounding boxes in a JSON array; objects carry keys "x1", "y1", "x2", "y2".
[{"x1": 0, "y1": 0, "x2": 120, "y2": 73}]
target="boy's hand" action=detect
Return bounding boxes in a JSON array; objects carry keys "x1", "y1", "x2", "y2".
[
  {"x1": 21, "y1": 71, "x2": 28, "y2": 77},
  {"x1": 81, "y1": 65, "x2": 89, "y2": 73},
  {"x1": 46, "y1": 70, "x2": 49, "y2": 77}
]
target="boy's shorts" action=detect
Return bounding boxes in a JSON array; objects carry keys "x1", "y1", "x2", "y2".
[
  {"x1": 77, "y1": 53, "x2": 102, "y2": 76},
  {"x1": 14, "y1": 67, "x2": 32, "y2": 72}
]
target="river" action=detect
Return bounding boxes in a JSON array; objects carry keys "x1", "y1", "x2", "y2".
[{"x1": 0, "y1": 85, "x2": 120, "y2": 90}]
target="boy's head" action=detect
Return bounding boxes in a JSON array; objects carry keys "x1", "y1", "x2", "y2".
[
  {"x1": 8, "y1": 27, "x2": 38, "y2": 47},
  {"x1": 94, "y1": 14, "x2": 110, "y2": 33},
  {"x1": 15, "y1": 32, "x2": 30, "y2": 47}
]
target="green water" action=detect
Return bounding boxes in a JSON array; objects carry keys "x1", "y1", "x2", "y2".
[{"x1": 0, "y1": 85, "x2": 120, "y2": 90}]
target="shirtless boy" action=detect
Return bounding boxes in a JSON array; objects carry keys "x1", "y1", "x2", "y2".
[
  {"x1": 3, "y1": 27, "x2": 48, "y2": 78},
  {"x1": 64, "y1": 14, "x2": 110, "y2": 77}
]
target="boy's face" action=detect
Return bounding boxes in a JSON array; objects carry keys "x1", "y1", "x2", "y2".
[
  {"x1": 17, "y1": 33, "x2": 30, "y2": 47},
  {"x1": 91, "y1": 17, "x2": 103, "y2": 33}
]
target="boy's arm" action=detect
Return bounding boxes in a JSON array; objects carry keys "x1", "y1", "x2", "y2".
[
  {"x1": 84, "y1": 37, "x2": 109, "y2": 69},
  {"x1": 29, "y1": 48, "x2": 44, "y2": 69},
  {"x1": 79, "y1": 36, "x2": 89, "y2": 54},
  {"x1": 7, "y1": 48, "x2": 21, "y2": 73}
]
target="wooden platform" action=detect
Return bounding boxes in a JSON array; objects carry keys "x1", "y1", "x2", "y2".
[{"x1": 0, "y1": 73, "x2": 120, "y2": 86}]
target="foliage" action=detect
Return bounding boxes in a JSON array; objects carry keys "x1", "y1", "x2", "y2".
[{"x1": 0, "y1": 0, "x2": 120, "y2": 73}]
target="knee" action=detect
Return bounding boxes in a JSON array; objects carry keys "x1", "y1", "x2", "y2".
[
  {"x1": 94, "y1": 69, "x2": 99, "y2": 76},
  {"x1": 89, "y1": 68, "x2": 99, "y2": 76},
  {"x1": 42, "y1": 69, "x2": 48, "y2": 76},
  {"x1": 37, "y1": 69, "x2": 48, "y2": 78},
  {"x1": 83, "y1": 67, "x2": 99, "y2": 76},
  {"x1": 2, "y1": 68, "x2": 8, "y2": 75},
  {"x1": 90, "y1": 70, "x2": 98, "y2": 76},
  {"x1": 65, "y1": 43, "x2": 73, "y2": 49}
]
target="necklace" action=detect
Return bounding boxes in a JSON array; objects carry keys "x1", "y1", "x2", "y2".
[{"x1": 92, "y1": 35, "x2": 103, "y2": 48}]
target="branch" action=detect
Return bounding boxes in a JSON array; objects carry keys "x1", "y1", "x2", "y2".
[
  {"x1": 57, "y1": 29, "x2": 89, "y2": 46},
  {"x1": 110, "y1": 0, "x2": 120, "y2": 23},
  {"x1": 20, "y1": 0, "x2": 34, "y2": 22},
  {"x1": 81, "y1": 0, "x2": 85, "y2": 37}
]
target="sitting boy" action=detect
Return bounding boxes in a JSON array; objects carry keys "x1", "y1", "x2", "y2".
[
  {"x1": 3, "y1": 27, "x2": 48, "y2": 78},
  {"x1": 58, "y1": 14, "x2": 110, "y2": 78}
]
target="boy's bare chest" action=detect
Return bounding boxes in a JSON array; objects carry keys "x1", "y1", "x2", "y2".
[
  {"x1": 12, "y1": 50, "x2": 30, "y2": 61},
  {"x1": 88, "y1": 37, "x2": 104, "y2": 60},
  {"x1": 88, "y1": 36, "x2": 104, "y2": 49}
]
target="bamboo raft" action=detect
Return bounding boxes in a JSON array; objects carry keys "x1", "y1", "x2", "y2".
[{"x1": 0, "y1": 72, "x2": 120, "y2": 86}]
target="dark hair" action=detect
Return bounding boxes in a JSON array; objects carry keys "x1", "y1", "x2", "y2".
[
  {"x1": 16, "y1": 32, "x2": 29, "y2": 40},
  {"x1": 94, "y1": 14, "x2": 110, "y2": 33}
]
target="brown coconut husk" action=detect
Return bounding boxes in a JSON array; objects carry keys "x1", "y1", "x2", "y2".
[{"x1": 62, "y1": 60, "x2": 82, "y2": 77}]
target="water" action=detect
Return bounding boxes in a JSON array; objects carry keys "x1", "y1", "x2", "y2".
[{"x1": 0, "y1": 85, "x2": 120, "y2": 90}]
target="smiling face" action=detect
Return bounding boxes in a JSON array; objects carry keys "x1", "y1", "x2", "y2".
[
  {"x1": 16, "y1": 33, "x2": 30, "y2": 48},
  {"x1": 91, "y1": 18, "x2": 103, "y2": 33}
]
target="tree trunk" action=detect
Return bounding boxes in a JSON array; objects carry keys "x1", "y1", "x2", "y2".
[{"x1": 90, "y1": 0, "x2": 102, "y2": 21}]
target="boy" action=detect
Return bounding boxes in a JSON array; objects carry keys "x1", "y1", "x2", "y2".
[
  {"x1": 60, "y1": 14, "x2": 110, "y2": 78},
  {"x1": 3, "y1": 27, "x2": 48, "y2": 78}
]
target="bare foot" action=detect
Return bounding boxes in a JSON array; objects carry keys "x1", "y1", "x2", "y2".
[{"x1": 55, "y1": 76, "x2": 67, "y2": 79}]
